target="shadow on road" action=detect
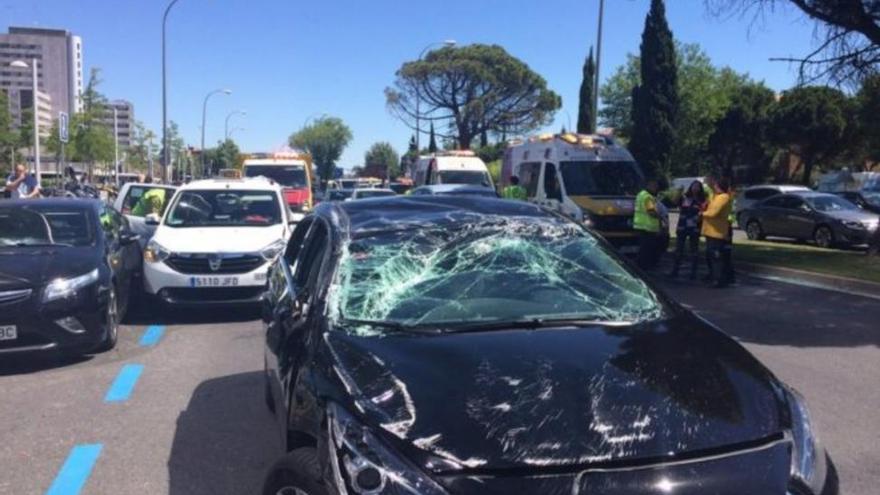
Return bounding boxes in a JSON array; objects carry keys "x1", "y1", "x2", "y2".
[
  {"x1": 0, "y1": 352, "x2": 91, "y2": 376},
  {"x1": 125, "y1": 300, "x2": 261, "y2": 326},
  {"x1": 659, "y1": 274, "x2": 880, "y2": 348},
  {"x1": 168, "y1": 371, "x2": 282, "y2": 495}
]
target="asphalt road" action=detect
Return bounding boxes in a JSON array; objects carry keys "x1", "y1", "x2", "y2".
[{"x1": 0, "y1": 276, "x2": 877, "y2": 495}]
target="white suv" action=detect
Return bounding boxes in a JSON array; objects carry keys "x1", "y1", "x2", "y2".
[{"x1": 143, "y1": 177, "x2": 292, "y2": 305}]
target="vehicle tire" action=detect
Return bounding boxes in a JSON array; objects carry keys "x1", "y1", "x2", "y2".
[
  {"x1": 261, "y1": 447, "x2": 327, "y2": 495},
  {"x1": 813, "y1": 225, "x2": 835, "y2": 249},
  {"x1": 745, "y1": 220, "x2": 765, "y2": 241},
  {"x1": 95, "y1": 285, "x2": 119, "y2": 352},
  {"x1": 264, "y1": 373, "x2": 276, "y2": 413}
]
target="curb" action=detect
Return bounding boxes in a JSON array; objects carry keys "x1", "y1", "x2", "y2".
[{"x1": 736, "y1": 262, "x2": 880, "y2": 300}]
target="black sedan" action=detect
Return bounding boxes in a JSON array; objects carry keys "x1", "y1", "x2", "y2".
[
  {"x1": 0, "y1": 199, "x2": 141, "y2": 356},
  {"x1": 834, "y1": 190, "x2": 880, "y2": 215},
  {"x1": 261, "y1": 196, "x2": 834, "y2": 495},
  {"x1": 742, "y1": 191, "x2": 880, "y2": 248}
]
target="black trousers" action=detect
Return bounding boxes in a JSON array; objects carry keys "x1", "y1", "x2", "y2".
[
  {"x1": 671, "y1": 228, "x2": 700, "y2": 276},
  {"x1": 637, "y1": 231, "x2": 662, "y2": 270}
]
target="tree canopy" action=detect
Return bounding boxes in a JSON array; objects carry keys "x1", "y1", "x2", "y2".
[
  {"x1": 708, "y1": 83, "x2": 778, "y2": 181},
  {"x1": 577, "y1": 47, "x2": 596, "y2": 134},
  {"x1": 289, "y1": 116, "x2": 352, "y2": 186},
  {"x1": 364, "y1": 141, "x2": 400, "y2": 179},
  {"x1": 629, "y1": 0, "x2": 679, "y2": 179},
  {"x1": 771, "y1": 86, "x2": 853, "y2": 184},
  {"x1": 385, "y1": 44, "x2": 561, "y2": 149}
]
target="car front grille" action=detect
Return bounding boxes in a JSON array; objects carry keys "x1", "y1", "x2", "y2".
[
  {"x1": 165, "y1": 254, "x2": 264, "y2": 274},
  {"x1": 0, "y1": 289, "x2": 33, "y2": 306}
]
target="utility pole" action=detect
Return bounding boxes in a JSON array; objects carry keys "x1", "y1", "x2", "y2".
[
  {"x1": 162, "y1": 0, "x2": 182, "y2": 184},
  {"x1": 593, "y1": 0, "x2": 605, "y2": 132}
]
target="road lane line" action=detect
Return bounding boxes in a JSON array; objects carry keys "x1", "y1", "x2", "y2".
[
  {"x1": 104, "y1": 364, "x2": 144, "y2": 403},
  {"x1": 139, "y1": 325, "x2": 166, "y2": 346},
  {"x1": 45, "y1": 444, "x2": 102, "y2": 495}
]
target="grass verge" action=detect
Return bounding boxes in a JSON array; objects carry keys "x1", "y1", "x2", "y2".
[{"x1": 731, "y1": 239, "x2": 880, "y2": 284}]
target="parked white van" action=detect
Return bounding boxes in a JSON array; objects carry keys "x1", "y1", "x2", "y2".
[{"x1": 412, "y1": 150, "x2": 493, "y2": 188}]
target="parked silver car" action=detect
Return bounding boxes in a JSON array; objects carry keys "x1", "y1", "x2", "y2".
[
  {"x1": 741, "y1": 191, "x2": 880, "y2": 248},
  {"x1": 735, "y1": 184, "x2": 810, "y2": 225}
]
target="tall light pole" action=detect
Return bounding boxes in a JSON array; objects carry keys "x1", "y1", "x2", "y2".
[
  {"x1": 228, "y1": 127, "x2": 245, "y2": 139},
  {"x1": 593, "y1": 0, "x2": 605, "y2": 132},
  {"x1": 415, "y1": 40, "x2": 456, "y2": 154},
  {"x1": 200, "y1": 88, "x2": 231, "y2": 177},
  {"x1": 113, "y1": 107, "x2": 119, "y2": 186},
  {"x1": 162, "y1": 0, "x2": 182, "y2": 184},
  {"x1": 224, "y1": 110, "x2": 246, "y2": 140},
  {"x1": 10, "y1": 59, "x2": 40, "y2": 183}
]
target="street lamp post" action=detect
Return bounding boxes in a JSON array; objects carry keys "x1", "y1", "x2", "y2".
[
  {"x1": 415, "y1": 40, "x2": 456, "y2": 154},
  {"x1": 200, "y1": 88, "x2": 231, "y2": 177},
  {"x1": 113, "y1": 107, "x2": 119, "y2": 186},
  {"x1": 228, "y1": 127, "x2": 245, "y2": 139},
  {"x1": 224, "y1": 110, "x2": 246, "y2": 140},
  {"x1": 10, "y1": 59, "x2": 40, "y2": 183},
  {"x1": 162, "y1": 0, "x2": 182, "y2": 184}
]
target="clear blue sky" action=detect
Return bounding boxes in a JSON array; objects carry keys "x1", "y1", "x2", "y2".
[{"x1": 3, "y1": 0, "x2": 818, "y2": 168}]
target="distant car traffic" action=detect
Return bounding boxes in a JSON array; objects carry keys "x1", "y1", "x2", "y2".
[
  {"x1": 261, "y1": 196, "x2": 835, "y2": 495},
  {"x1": 349, "y1": 188, "x2": 396, "y2": 200},
  {"x1": 834, "y1": 190, "x2": 880, "y2": 214},
  {"x1": 113, "y1": 182, "x2": 177, "y2": 249},
  {"x1": 410, "y1": 184, "x2": 499, "y2": 197},
  {"x1": 388, "y1": 181, "x2": 413, "y2": 195},
  {"x1": 741, "y1": 191, "x2": 880, "y2": 248},
  {"x1": 142, "y1": 178, "x2": 291, "y2": 306},
  {"x1": 735, "y1": 184, "x2": 811, "y2": 224},
  {"x1": 0, "y1": 199, "x2": 141, "y2": 355},
  {"x1": 242, "y1": 151, "x2": 315, "y2": 222},
  {"x1": 326, "y1": 189, "x2": 355, "y2": 202}
]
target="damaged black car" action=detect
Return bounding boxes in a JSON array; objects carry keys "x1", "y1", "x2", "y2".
[{"x1": 261, "y1": 196, "x2": 835, "y2": 495}]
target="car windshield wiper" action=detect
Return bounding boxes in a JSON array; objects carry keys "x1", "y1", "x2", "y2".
[{"x1": 425, "y1": 317, "x2": 635, "y2": 334}]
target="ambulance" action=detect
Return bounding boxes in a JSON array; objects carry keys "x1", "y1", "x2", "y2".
[
  {"x1": 242, "y1": 150, "x2": 314, "y2": 221},
  {"x1": 413, "y1": 150, "x2": 494, "y2": 188},
  {"x1": 501, "y1": 133, "x2": 644, "y2": 252}
]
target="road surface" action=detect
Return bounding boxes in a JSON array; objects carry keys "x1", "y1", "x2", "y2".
[{"x1": 0, "y1": 277, "x2": 877, "y2": 494}]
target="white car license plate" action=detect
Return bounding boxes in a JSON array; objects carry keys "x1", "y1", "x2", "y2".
[
  {"x1": 0, "y1": 325, "x2": 17, "y2": 341},
  {"x1": 189, "y1": 276, "x2": 240, "y2": 288}
]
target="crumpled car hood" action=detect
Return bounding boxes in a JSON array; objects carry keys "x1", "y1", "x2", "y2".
[{"x1": 324, "y1": 316, "x2": 786, "y2": 472}]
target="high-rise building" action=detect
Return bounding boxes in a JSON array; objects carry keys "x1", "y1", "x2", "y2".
[
  {"x1": 100, "y1": 99, "x2": 135, "y2": 149},
  {"x1": 0, "y1": 26, "x2": 84, "y2": 126}
]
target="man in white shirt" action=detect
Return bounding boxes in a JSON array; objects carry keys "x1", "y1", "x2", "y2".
[{"x1": 4, "y1": 163, "x2": 41, "y2": 199}]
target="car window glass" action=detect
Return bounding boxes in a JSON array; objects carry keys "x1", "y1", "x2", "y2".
[
  {"x1": 518, "y1": 162, "x2": 541, "y2": 197},
  {"x1": 763, "y1": 195, "x2": 787, "y2": 207},
  {"x1": 293, "y1": 222, "x2": 328, "y2": 290},
  {"x1": 285, "y1": 218, "x2": 314, "y2": 265},
  {"x1": 101, "y1": 206, "x2": 121, "y2": 241},
  {"x1": 543, "y1": 163, "x2": 562, "y2": 201},
  {"x1": 781, "y1": 197, "x2": 805, "y2": 210}
]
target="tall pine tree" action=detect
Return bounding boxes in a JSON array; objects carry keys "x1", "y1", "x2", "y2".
[
  {"x1": 629, "y1": 0, "x2": 678, "y2": 180},
  {"x1": 428, "y1": 122, "x2": 438, "y2": 153},
  {"x1": 577, "y1": 47, "x2": 596, "y2": 134}
]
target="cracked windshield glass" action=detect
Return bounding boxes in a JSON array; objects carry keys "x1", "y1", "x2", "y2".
[{"x1": 0, "y1": 1, "x2": 876, "y2": 494}]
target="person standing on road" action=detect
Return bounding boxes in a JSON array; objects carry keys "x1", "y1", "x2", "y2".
[
  {"x1": 701, "y1": 177, "x2": 733, "y2": 288},
  {"x1": 502, "y1": 176, "x2": 528, "y2": 200},
  {"x1": 132, "y1": 177, "x2": 167, "y2": 217},
  {"x1": 633, "y1": 178, "x2": 662, "y2": 271},
  {"x1": 4, "y1": 163, "x2": 41, "y2": 199},
  {"x1": 669, "y1": 180, "x2": 707, "y2": 279}
]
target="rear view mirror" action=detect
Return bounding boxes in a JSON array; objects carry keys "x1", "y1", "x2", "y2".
[{"x1": 145, "y1": 213, "x2": 161, "y2": 225}]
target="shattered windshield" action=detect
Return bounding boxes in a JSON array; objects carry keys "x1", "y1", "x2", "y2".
[{"x1": 328, "y1": 217, "x2": 663, "y2": 332}]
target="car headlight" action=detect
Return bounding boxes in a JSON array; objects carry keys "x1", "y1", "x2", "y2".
[
  {"x1": 43, "y1": 269, "x2": 100, "y2": 303},
  {"x1": 327, "y1": 402, "x2": 447, "y2": 495},
  {"x1": 841, "y1": 220, "x2": 865, "y2": 230},
  {"x1": 787, "y1": 388, "x2": 827, "y2": 495},
  {"x1": 144, "y1": 240, "x2": 170, "y2": 263},
  {"x1": 260, "y1": 239, "x2": 286, "y2": 261}
]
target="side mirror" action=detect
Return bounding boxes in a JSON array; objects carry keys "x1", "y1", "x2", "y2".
[
  {"x1": 120, "y1": 232, "x2": 140, "y2": 245},
  {"x1": 145, "y1": 213, "x2": 161, "y2": 225}
]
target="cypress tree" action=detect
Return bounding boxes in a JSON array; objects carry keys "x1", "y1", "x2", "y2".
[
  {"x1": 577, "y1": 47, "x2": 596, "y2": 134},
  {"x1": 629, "y1": 0, "x2": 678, "y2": 180},
  {"x1": 428, "y1": 122, "x2": 438, "y2": 153}
]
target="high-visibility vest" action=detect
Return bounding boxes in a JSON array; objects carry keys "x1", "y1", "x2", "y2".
[
  {"x1": 633, "y1": 190, "x2": 660, "y2": 233},
  {"x1": 502, "y1": 185, "x2": 527, "y2": 200},
  {"x1": 132, "y1": 188, "x2": 166, "y2": 217}
]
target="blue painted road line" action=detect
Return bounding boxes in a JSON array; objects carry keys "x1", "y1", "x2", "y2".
[
  {"x1": 104, "y1": 364, "x2": 144, "y2": 403},
  {"x1": 139, "y1": 325, "x2": 165, "y2": 347},
  {"x1": 45, "y1": 443, "x2": 102, "y2": 495}
]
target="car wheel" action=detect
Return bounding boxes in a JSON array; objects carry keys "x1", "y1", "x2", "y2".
[
  {"x1": 95, "y1": 285, "x2": 119, "y2": 352},
  {"x1": 261, "y1": 448, "x2": 327, "y2": 495},
  {"x1": 746, "y1": 220, "x2": 765, "y2": 241},
  {"x1": 814, "y1": 225, "x2": 835, "y2": 249}
]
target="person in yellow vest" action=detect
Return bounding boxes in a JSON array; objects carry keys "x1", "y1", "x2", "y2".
[
  {"x1": 701, "y1": 177, "x2": 734, "y2": 288},
  {"x1": 502, "y1": 176, "x2": 528, "y2": 200},
  {"x1": 633, "y1": 178, "x2": 662, "y2": 271},
  {"x1": 132, "y1": 179, "x2": 167, "y2": 217}
]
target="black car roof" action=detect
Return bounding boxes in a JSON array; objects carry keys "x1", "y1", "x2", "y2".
[
  {"x1": 315, "y1": 196, "x2": 556, "y2": 236},
  {"x1": 0, "y1": 198, "x2": 103, "y2": 210}
]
